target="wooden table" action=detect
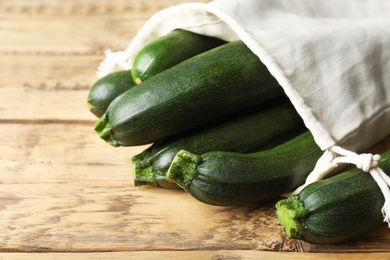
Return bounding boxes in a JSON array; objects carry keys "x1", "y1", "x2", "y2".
[{"x1": 1, "y1": 0, "x2": 390, "y2": 259}]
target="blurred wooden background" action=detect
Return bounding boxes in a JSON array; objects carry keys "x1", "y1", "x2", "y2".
[{"x1": 1, "y1": 0, "x2": 390, "y2": 259}]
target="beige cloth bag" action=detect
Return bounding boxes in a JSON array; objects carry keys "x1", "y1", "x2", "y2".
[{"x1": 97, "y1": 0, "x2": 390, "y2": 224}]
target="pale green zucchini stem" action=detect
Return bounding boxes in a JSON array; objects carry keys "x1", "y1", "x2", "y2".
[
  {"x1": 94, "y1": 115, "x2": 119, "y2": 147},
  {"x1": 166, "y1": 150, "x2": 203, "y2": 189},
  {"x1": 132, "y1": 148, "x2": 182, "y2": 189},
  {"x1": 275, "y1": 195, "x2": 310, "y2": 239},
  {"x1": 131, "y1": 148, "x2": 152, "y2": 165},
  {"x1": 134, "y1": 163, "x2": 161, "y2": 185},
  {"x1": 135, "y1": 162, "x2": 182, "y2": 189},
  {"x1": 134, "y1": 166, "x2": 166, "y2": 186}
]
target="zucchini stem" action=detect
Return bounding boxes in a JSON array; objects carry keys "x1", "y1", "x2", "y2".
[
  {"x1": 166, "y1": 150, "x2": 202, "y2": 189},
  {"x1": 134, "y1": 165, "x2": 166, "y2": 186},
  {"x1": 132, "y1": 148, "x2": 153, "y2": 164},
  {"x1": 94, "y1": 115, "x2": 119, "y2": 147},
  {"x1": 87, "y1": 102, "x2": 95, "y2": 112},
  {"x1": 133, "y1": 161, "x2": 162, "y2": 186},
  {"x1": 134, "y1": 78, "x2": 142, "y2": 84},
  {"x1": 275, "y1": 195, "x2": 309, "y2": 239}
]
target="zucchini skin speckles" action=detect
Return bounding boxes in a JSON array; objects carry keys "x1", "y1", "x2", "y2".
[
  {"x1": 167, "y1": 131, "x2": 322, "y2": 206},
  {"x1": 95, "y1": 41, "x2": 285, "y2": 147},
  {"x1": 131, "y1": 29, "x2": 227, "y2": 84},
  {"x1": 133, "y1": 100, "x2": 306, "y2": 189},
  {"x1": 276, "y1": 150, "x2": 390, "y2": 244},
  {"x1": 87, "y1": 70, "x2": 136, "y2": 118}
]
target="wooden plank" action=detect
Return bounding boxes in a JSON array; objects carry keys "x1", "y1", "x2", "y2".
[
  {"x1": 0, "y1": 1, "x2": 207, "y2": 121},
  {"x1": 0, "y1": 54, "x2": 101, "y2": 121},
  {"x1": 2, "y1": 0, "x2": 390, "y2": 256},
  {"x1": 0, "y1": 0, "x2": 208, "y2": 121},
  {"x1": 0, "y1": 18, "x2": 144, "y2": 55},
  {"x1": 0, "y1": 251, "x2": 388, "y2": 260},
  {"x1": 1, "y1": 123, "x2": 390, "y2": 253},
  {"x1": 0, "y1": 123, "x2": 279, "y2": 252},
  {"x1": 0, "y1": 0, "x2": 208, "y2": 55},
  {"x1": 0, "y1": 0, "x2": 208, "y2": 18}
]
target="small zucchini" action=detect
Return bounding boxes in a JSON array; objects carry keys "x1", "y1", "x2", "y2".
[
  {"x1": 132, "y1": 29, "x2": 226, "y2": 84},
  {"x1": 133, "y1": 99, "x2": 306, "y2": 189},
  {"x1": 276, "y1": 150, "x2": 390, "y2": 244},
  {"x1": 166, "y1": 131, "x2": 322, "y2": 206},
  {"x1": 95, "y1": 41, "x2": 285, "y2": 147},
  {"x1": 87, "y1": 70, "x2": 136, "y2": 118}
]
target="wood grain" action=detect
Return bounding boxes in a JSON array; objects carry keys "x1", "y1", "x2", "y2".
[
  {"x1": 0, "y1": 54, "x2": 99, "y2": 121},
  {"x1": 0, "y1": 0, "x2": 207, "y2": 55},
  {"x1": 1, "y1": 0, "x2": 390, "y2": 257},
  {"x1": 0, "y1": 0, "x2": 208, "y2": 17},
  {"x1": 0, "y1": 251, "x2": 389, "y2": 260},
  {"x1": 1, "y1": 123, "x2": 390, "y2": 253},
  {"x1": 0, "y1": 18, "x2": 144, "y2": 55},
  {"x1": 0, "y1": 123, "x2": 282, "y2": 252}
]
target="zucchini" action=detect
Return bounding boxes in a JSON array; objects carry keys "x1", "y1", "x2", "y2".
[
  {"x1": 166, "y1": 131, "x2": 322, "y2": 206},
  {"x1": 131, "y1": 29, "x2": 226, "y2": 84},
  {"x1": 95, "y1": 41, "x2": 285, "y2": 147},
  {"x1": 87, "y1": 70, "x2": 136, "y2": 118},
  {"x1": 133, "y1": 99, "x2": 306, "y2": 189},
  {"x1": 276, "y1": 150, "x2": 390, "y2": 244}
]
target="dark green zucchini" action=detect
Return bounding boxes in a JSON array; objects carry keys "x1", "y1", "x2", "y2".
[
  {"x1": 87, "y1": 70, "x2": 136, "y2": 118},
  {"x1": 95, "y1": 41, "x2": 285, "y2": 147},
  {"x1": 166, "y1": 131, "x2": 322, "y2": 206},
  {"x1": 133, "y1": 99, "x2": 306, "y2": 189},
  {"x1": 131, "y1": 29, "x2": 226, "y2": 84},
  {"x1": 276, "y1": 150, "x2": 390, "y2": 244}
]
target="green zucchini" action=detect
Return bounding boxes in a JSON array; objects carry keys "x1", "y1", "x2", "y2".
[
  {"x1": 95, "y1": 41, "x2": 285, "y2": 147},
  {"x1": 133, "y1": 99, "x2": 306, "y2": 189},
  {"x1": 276, "y1": 150, "x2": 390, "y2": 244},
  {"x1": 166, "y1": 131, "x2": 322, "y2": 206},
  {"x1": 87, "y1": 70, "x2": 136, "y2": 118},
  {"x1": 131, "y1": 29, "x2": 226, "y2": 84}
]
